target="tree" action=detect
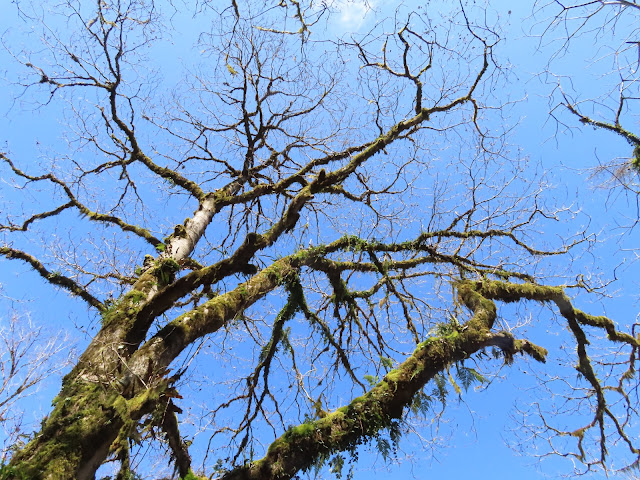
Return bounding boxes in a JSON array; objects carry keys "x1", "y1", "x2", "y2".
[{"x1": 0, "y1": 1, "x2": 639, "y2": 479}]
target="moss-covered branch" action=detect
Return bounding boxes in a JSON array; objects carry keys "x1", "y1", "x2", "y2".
[
  {"x1": 564, "y1": 101, "x2": 640, "y2": 172},
  {"x1": 1, "y1": 153, "x2": 161, "y2": 246},
  {"x1": 456, "y1": 278, "x2": 639, "y2": 467},
  {"x1": 0, "y1": 202, "x2": 74, "y2": 232},
  {"x1": 0, "y1": 246, "x2": 104, "y2": 311},
  {"x1": 463, "y1": 279, "x2": 638, "y2": 348},
  {"x1": 221, "y1": 321, "x2": 531, "y2": 480},
  {"x1": 127, "y1": 256, "x2": 301, "y2": 375},
  {"x1": 161, "y1": 407, "x2": 192, "y2": 478},
  {"x1": 135, "y1": 153, "x2": 207, "y2": 201}
]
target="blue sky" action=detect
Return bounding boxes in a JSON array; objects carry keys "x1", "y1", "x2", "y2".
[{"x1": 1, "y1": 0, "x2": 639, "y2": 479}]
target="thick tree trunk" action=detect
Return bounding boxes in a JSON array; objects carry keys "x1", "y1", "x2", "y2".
[
  {"x1": 3, "y1": 258, "x2": 298, "y2": 479},
  {"x1": 7, "y1": 379, "x2": 124, "y2": 479},
  {"x1": 6, "y1": 347, "x2": 177, "y2": 479}
]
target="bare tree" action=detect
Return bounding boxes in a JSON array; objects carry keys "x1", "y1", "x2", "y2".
[
  {"x1": 0, "y1": 1, "x2": 639, "y2": 479},
  {"x1": 0, "y1": 312, "x2": 70, "y2": 464}
]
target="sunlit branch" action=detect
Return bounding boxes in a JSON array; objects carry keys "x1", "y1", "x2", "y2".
[
  {"x1": 0, "y1": 153, "x2": 162, "y2": 246},
  {"x1": 220, "y1": 285, "x2": 545, "y2": 480},
  {"x1": 564, "y1": 101, "x2": 640, "y2": 148},
  {"x1": 0, "y1": 202, "x2": 74, "y2": 232}
]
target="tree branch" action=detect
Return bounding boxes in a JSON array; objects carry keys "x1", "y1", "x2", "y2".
[{"x1": 0, "y1": 246, "x2": 104, "y2": 311}]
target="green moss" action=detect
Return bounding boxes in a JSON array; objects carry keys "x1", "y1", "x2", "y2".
[
  {"x1": 100, "y1": 289, "x2": 147, "y2": 327},
  {"x1": 212, "y1": 189, "x2": 231, "y2": 203},
  {"x1": 128, "y1": 290, "x2": 145, "y2": 304},
  {"x1": 331, "y1": 410, "x2": 346, "y2": 422},
  {"x1": 9, "y1": 381, "x2": 111, "y2": 477},
  {"x1": 474, "y1": 279, "x2": 563, "y2": 303},
  {"x1": 112, "y1": 395, "x2": 128, "y2": 417},
  {"x1": 0, "y1": 464, "x2": 31, "y2": 480},
  {"x1": 632, "y1": 145, "x2": 640, "y2": 173},
  {"x1": 341, "y1": 234, "x2": 368, "y2": 252},
  {"x1": 264, "y1": 263, "x2": 286, "y2": 285},
  {"x1": 288, "y1": 422, "x2": 315, "y2": 438},
  {"x1": 181, "y1": 471, "x2": 208, "y2": 480},
  {"x1": 417, "y1": 337, "x2": 435, "y2": 348},
  {"x1": 409, "y1": 364, "x2": 424, "y2": 381},
  {"x1": 153, "y1": 258, "x2": 180, "y2": 286},
  {"x1": 385, "y1": 367, "x2": 406, "y2": 383}
]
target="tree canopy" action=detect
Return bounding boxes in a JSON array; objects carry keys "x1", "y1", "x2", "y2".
[{"x1": 0, "y1": 1, "x2": 639, "y2": 479}]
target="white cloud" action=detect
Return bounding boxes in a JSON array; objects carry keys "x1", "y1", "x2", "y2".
[{"x1": 334, "y1": 0, "x2": 374, "y2": 31}]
